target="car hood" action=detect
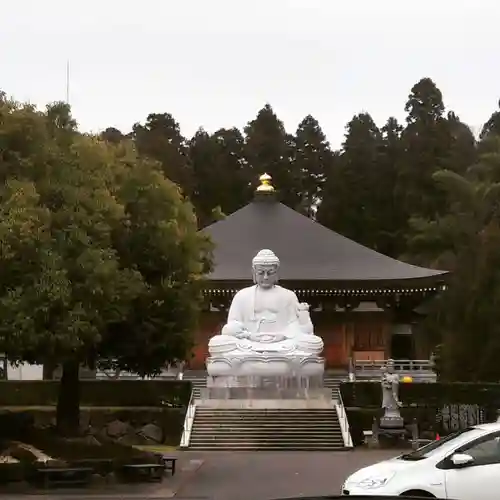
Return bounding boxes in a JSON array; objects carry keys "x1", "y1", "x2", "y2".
[{"x1": 346, "y1": 456, "x2": 421, "y2": 483}]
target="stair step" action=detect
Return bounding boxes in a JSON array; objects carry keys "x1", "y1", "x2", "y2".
[
  {"x1": 194, "y1": 415, "x2": 338, "y2": 417},
  {"x1": 193, "y1": 423, "x2": 339, "y2": 427},
  {"x1": 185, "y1": 374, "x2": 349, "y2": 451},
  {"x1": 188, "y1": 442, "x2": 344, "y2": 446},
  {"x1": 191, "y1": 438, "x2": 343, "y2": 442},
  {"x1": 189, "y1": 445, "x2": 349, "y2": 452},
  {"x1": 191, "y1": 427, "x2": 341, "y2": 437},
  {"x1": 195, "y1": 411, "x2": 337, "y2": 413},
  {"x1": 192, "y1": 424, "x2": 339, "y2": 427},
  {"x1": 189, "y1": 437, "x2": 344, "y2": 441}
]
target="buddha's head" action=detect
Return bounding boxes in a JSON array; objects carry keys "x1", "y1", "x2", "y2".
[{"x1": 252, "y1": 249, "x2": 280, "y2": 289}]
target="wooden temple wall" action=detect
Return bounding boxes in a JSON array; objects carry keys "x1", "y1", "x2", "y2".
[
  {"x1": 190, "y1": 311, "x2": 225, "y2": 369},
  {"x1": 189, "y1": 310, "x2": 393, "y2": 370}
]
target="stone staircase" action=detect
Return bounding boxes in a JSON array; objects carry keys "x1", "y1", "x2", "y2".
[
  {"x1": 323, "y1": 372, "x2": 347, "y2": 399},
  {"x1": 183, "y1": 371, "x2": 206, "y2": 399},
  {"x1": 187, "y1": 408, "x2": 346, "y2": 451}
]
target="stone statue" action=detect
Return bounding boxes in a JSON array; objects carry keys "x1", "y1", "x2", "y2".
[
  {"x1": 380, "y1": 359, "x2": 404, "y2": 429},
  {"x1": 206, "y1": 249, "x2": 324, "y2": 378}
]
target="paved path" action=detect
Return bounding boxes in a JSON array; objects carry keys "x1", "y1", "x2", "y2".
[
  {"x1": 176, "y1": 450, "x2": 399, "y2": 500},
  {"x1": 7, "y1": 450, "x2": 398, "y2": 499}
]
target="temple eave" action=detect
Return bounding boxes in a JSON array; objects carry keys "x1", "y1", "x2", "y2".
[
  {"x1": 203, "y1": 286, "x2": 446, "y2": 297},
  {"x1": 202, "y1": 273, "x2": 449, "y2": 296}
]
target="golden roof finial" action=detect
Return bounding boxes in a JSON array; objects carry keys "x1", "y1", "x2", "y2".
[{"x1": 256, "y1": 173, "x2": 275, "y2": 193}]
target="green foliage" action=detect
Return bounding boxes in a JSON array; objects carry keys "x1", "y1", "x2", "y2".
[
  {"x1": 6, "y1": 73, "x2": 500, "y2": 385},
  {"x1": 189, "y1": 127, "x2": 252, "y2": 227},
  {"x1": 480, "y1": 101, "x2": 500, "y2": 140},
  {"x1": 341, "y1": 381, "x2": 500, "y2": 408},
  {"x1": 0, "y1": 98, "x2": 211, "y2": 432},
  {"x1": 317, "y1": 113, "x2": 399, "y2": 254},
  {"x1": 132, "y1": 113, "x2": 194, "y2": 197},
  {"x1": 0, "y1": 101, "x2": 210, "y2": 371},
  {"x1": 244, "y1": 104, "x2": 301, "y2": 210},
  {"x1": 292, "y1": 115, "x2": 332, "y2": 216},
  {"x1": 399, "y1": 78, "x2": 463, "y2": 221},
  {"x1": 407, "y1": 139, "x2": 500, "y2": 380},
  {"x1": 0, "y1": 380, "x2": 191, "y2": 407}
]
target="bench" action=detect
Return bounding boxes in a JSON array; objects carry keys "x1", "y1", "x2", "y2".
[
  {"x1": 158, "y1": 456, "x2": 177, "y2": 476},
  {"x1": 32, "y1": 466, "x2": 93, "y2": 489},
  {"x1": 70, "y1": 458, "x2": 114, "y2": 477},
  {"x1": 119, "y1": 463, "x2": 164, "y2": 483}
]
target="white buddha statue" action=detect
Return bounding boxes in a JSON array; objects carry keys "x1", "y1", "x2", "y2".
[{"x1": 206, "y1": 249, "x2": 324, "y2": 377}]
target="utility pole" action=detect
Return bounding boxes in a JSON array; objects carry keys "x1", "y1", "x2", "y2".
[{"x1": 66, "y1": 60, "x2": 70, "y2": 104}]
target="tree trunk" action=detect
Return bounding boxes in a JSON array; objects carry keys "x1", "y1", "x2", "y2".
[{"x1": 56, "y1": 360, "x2": 81, "y2": 436}]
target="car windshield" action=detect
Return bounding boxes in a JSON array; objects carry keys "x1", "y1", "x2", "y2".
[{"x1": 399, "y1": 427, "x2": 480, "y2": 460}]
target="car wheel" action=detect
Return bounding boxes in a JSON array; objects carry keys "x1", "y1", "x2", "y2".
[{"x1": 400, "y1": 490, "x2": 435, "y2": 498}]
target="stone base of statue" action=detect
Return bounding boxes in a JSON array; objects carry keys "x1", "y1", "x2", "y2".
[
  {"x1": 198, "y1": 369, "x2": 331, "y2": 409},
  {"x1": 373, "y1": 408, "x2": 407, "y2": 448},
  {"x1": 371, "y1": 413, "x2": 408, "y2": 449},
  {"x1": 380, "y1": 407, "x2": 404, "y2": 429},
  {"x1": 205, "y1": 353, "x2": 324, "y2": 379},
  {"x1": 380, "y1": 416, "x2": 405, "y2": 429}
]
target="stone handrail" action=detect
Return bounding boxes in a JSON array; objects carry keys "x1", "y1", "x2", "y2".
[
  {"x1": 354, "y1": 359, "x2": 434, "y2": 373},
  {"x1": 335, "y1": 389, "x2": 353, "y2": 448},
  {"x1": 179, "y1": 390, "x2": 196, "y2": 448},
  {"x1": 350, "y1": 359, "x2": 436, "y2": 382}
]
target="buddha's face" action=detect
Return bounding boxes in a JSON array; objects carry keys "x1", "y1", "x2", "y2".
[{"x1": 253, "y1": 264, "x2": 279, "y2": 289}]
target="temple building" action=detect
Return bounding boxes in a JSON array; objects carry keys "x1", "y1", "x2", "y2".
[{"x1": 190, "y1": 174, "x2": 448, "y2": 370}]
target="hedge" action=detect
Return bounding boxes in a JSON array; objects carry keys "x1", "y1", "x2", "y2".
[
  {"x1": 0, "y1": 380, "x2": 192, "y2": 407},
  {"x1": 340, "y1": 381, "x2": 500, "y2": 408}
]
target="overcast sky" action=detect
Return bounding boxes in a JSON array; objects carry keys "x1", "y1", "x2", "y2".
[{"x1": 2, "y1": 0, "x2": 498, "y2": 147}]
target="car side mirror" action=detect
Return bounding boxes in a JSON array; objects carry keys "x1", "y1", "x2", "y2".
[{"x1": 451, "y1": 453, "x2": 474, "y2": 467}]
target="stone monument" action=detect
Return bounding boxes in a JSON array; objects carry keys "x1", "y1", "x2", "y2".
[
  {"x1": 205, "y1": 249, "x2": 325, "y2": 384},
  {"x1": 380, "y1": 359, "x2": 404, "y2": 429}
]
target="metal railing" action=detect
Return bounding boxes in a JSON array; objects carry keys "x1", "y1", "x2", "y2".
[
  {"x1": 351, "y1": 359, "x2": 436, "y2": 382},
  {"x1": 335, "y1": 388, "x2": 353, "y2": 448},
  {"x1": 179, "y1": 390, "x2": 196, "y2": 448},
  {"x1": 95, "y1": 368, "x2": 179, "y2": 380},
  {"x1": 355, "y1": 359, "x2": 433, "y2": 372}
]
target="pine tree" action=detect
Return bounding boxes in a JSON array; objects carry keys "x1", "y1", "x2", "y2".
[
  {"x1": 408, "y1": 140, "x2": 500, "y2": 381},
  {"x1": 398, "y1": 78, "x2": 452, "y2": 220},
  {"x1": 377, "y1": 117, "x2": 407, "y2": 257},
  {"x1": 317, "y1": 113, "x2": 385, "y2": 251},
  {"x1": 189, "y1": 127, "x2": 252, "y2": 227},
  {"x1": 480, "y1": 100, "x2": 500, "y2": 140},
  {"x1": 244, "y1": 105, "x2": 301, "y2": 209},
  {"x1": 293, "y1": 115, "x2": 333, "y2": 217},
  {"x1": 132, "y1": 113, "x2": 194, "y2": 196}
]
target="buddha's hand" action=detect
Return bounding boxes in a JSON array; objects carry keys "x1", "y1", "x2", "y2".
[
  {"x1": 249, "y1": 332, "x2": 287, "y2": 343},
  {"x1": 221, "y1": 321, "x2": 248, "y2": 338},
  {"x1": 234, "y1": 329, "x2": 250, "y2": 339},
  {"x1": 297, "y1": 302, "x2": 310, "y2": 311}
]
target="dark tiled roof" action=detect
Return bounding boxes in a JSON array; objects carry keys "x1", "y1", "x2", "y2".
[{"x1": 201, "y1": 199, "x2": 447, "y2": 282}]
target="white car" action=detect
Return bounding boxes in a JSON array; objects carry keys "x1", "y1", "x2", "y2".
[{"x1": 342, "y1": 422, "x2": 500, "y2": 499}]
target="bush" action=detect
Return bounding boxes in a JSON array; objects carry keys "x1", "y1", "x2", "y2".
[
  {"x1": 340, "y1": 381, "x2": 500, "y2": 408},
  {"x1": 0, "y1": 380, "x2": 192, "y2": 407}
]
